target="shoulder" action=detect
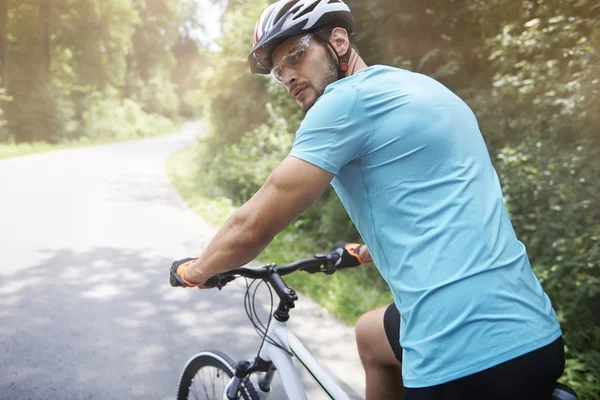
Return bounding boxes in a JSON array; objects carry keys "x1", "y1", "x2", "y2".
[{"x1": 298, "y1": 84, "x2": 360, "y2": 132}]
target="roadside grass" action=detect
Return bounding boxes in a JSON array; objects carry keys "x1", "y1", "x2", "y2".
[
  {"x1": 166, "y1": 144, "x2": 236, "y2": 228},
  {"x1": 166, "y1": 144, "x2": 393, "y2": 324},
  {"x1": 1, "y1": 137, "x2": 131, "y2": 160},
  {"x1": 0, "y1": 121, "x2": 182, "y2": 160}
]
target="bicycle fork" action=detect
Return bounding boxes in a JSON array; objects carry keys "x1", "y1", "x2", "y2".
[{"x1": 225, "y1": 357, "x2": 276, "y2": 399}]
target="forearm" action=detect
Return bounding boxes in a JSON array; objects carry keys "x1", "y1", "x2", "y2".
[
  {"x1": 184, "y1": 210, "x2": 270, "y2": 283},
  {"x1": 178, "y1": 158, "x2": 334, "y2": 285}
]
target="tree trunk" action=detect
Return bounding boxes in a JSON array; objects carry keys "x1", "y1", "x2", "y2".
[
  {"x1": 0, "y1": 0, "x2": 8, "y2": 90},
  {"x1": 39, "y1": 0, "x2": 51, "y2": 79},
  {"x1": 124, "y1": 50, "x2": 134, "y2": 99}
]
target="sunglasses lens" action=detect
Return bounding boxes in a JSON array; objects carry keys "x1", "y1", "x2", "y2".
[
  {"x1": 269, "y1": 35, "x2": 314, "y2": 84},
  {"x1": 283, "y1": 47, "x2": 307, "y2": 68},
  {"x1": 271, "y1": 66, "x2": 283, "y2": 83}
]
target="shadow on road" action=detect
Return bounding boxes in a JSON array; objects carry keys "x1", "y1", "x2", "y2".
[{"x1": 0, "y1": 247, "x2": 267, "y2": 400}]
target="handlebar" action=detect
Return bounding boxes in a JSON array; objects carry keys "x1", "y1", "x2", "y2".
[{"x1": 203, "y1": 251, "x2": 341, "y2": 290}]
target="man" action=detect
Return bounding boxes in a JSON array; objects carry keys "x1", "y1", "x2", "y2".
[{"x1": 170, "y1": 1, "x2": 565, "y2": 399}]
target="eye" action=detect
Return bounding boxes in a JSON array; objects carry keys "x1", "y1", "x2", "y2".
[{"x1": 283, "y1": 47, "x2": 306, "y2": 68}]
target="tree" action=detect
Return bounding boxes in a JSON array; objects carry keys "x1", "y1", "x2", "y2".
[
  {"x1": 39, "y1": 0, "x2": 50, "y2": 79},
  {"x1": 0, "y1": 0, "x2": 7, "y2": 90}
]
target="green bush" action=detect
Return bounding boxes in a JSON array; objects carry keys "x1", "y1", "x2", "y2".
[
  {"x1": 81, "y1": 90, "x2": 173, "y2": 141},
  {"x1": 495, "y1": 138, "x2": 600, "y2": 398},
  {"x1": 138, "y1": 70, "x2": 181, "y2": 118},
  {"x1": 180, "y1": 88, "x2": 206, "y2": 118},
  {"x1": 198, "y1": 103, "x2": 293, "y2": 203}
]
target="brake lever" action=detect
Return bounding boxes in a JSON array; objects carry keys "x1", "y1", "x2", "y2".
[
  {"x1": 301, "y1": 252, "x2": 341, "y2": 275},
  {"x1": 325, "y1": 251, "x2": 341, "y2": 274},
  {"x1": 202, "y1": 274, "x2": 236, "y2": 290}
]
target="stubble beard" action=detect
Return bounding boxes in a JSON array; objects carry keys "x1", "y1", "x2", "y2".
[{"x1": 302, "y1": 53, "x2": 339, "y2": 113}]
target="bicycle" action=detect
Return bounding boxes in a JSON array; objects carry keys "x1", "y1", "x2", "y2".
[{"x1": 174, "y1": 251, "x2": 579, "y2": 400}]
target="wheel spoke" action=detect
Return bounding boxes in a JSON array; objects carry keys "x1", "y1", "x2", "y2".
[
  {"x1": 190, "y1": 365, "x2": 229, "y2": 400},
  {"x1": 177, "y1": 353, "x2": 257, "y2": 400},
  {"x1": 191, "y1": 372, "x2": 202, "y2": 399},
  {"x1": 200, "y1": 368, "x2": 214, "y2": 399}
]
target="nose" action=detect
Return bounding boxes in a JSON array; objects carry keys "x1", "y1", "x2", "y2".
[{"x1": 281, "y1": 65, "x2": 298, "y2": 88}]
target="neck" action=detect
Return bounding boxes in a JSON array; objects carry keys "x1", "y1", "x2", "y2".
[{"x1": 345, "y1": 50, "x2": 368, "y2": 77}]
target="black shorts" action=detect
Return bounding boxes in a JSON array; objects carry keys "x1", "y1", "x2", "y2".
[{"x1": 383, "y1": 303, "x2": 565, "y2": 400}]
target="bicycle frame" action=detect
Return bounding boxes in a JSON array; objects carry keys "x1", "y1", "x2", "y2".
[
  {"x1": 257, "y1": 318, "x2": 351, "y2": 400},
  {"x1": 224, "y1": 317, "x2": 351, "y2": 400},
  {"x1": 208, "y1": 257, "x2": 353, "y2": 400}
]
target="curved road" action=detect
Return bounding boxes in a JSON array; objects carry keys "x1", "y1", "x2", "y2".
[{"x1": 0, "y1": 122, "x2": 364, "y2": 400}]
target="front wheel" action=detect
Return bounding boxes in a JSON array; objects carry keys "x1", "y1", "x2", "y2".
[{"x1": 177, "y1": 350, "x2": 259, "y2": 400}]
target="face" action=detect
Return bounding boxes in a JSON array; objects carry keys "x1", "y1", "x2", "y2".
[{"x1": 271, "y1": 34, "x2": 339, "y2": 112}]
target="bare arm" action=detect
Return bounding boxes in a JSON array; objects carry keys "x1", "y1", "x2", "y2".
[{"x1": 185, "y1": 156, "x2": 334, "y2": 283}]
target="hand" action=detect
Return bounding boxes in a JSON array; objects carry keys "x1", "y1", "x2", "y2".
[
  {"x1": 330, "y1": 242, "x2": 369, "y2": 269},
  {"x1": 169, "y1": 258, "x2": 209, "y2": 288}
]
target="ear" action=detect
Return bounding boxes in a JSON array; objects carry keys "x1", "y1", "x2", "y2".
[{"x1": 329, "y1": 27, "x2": 350, "y2": 57}]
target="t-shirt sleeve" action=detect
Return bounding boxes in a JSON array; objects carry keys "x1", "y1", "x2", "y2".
[{"x1": 289, "y1": 86, "x2": 370, "y2": 175}]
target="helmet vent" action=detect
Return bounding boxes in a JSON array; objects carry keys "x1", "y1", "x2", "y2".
[
  {"x1": 249, "y1": 0, "x2": 355, "y2": 75},
  {"x1": 289, "y1": 3, "x2": 303, "y2": 15},
  {"x1": 293, "y1": 2, "x2": 320, "y2": 21},
  {"x1": 274, "y1": 1, "x2": 299, "y2": 24}
]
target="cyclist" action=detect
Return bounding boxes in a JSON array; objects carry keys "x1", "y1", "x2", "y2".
[{"x1": 170, "y1": 0, "x2": 565, "y2": 399}]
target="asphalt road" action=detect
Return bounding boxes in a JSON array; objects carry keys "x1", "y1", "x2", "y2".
[{"x1": 0, "y1": 122, "x2": 365, "y2": 400}]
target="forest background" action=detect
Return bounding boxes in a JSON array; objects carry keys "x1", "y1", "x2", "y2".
[
  {"x1": 1, "y1": 0, "x2": 598, "y2": 397},
  {"x1": 0, "y1": 0, "x2": 209, "y2": 152}
]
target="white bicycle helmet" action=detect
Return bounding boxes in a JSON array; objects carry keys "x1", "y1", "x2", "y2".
[{"x1": 248, "y1": 0, "x2": 356, "y2": 75}]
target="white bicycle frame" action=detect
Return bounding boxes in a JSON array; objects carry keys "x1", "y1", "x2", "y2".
[
  {"x1": 225, "y1": 316, "x2": 352, "y2": 400},
  {"x1": 255, "y1": 318, "x2": 351, "y2": 400}
]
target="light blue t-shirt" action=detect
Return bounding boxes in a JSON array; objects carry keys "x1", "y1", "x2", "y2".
[{"x1": 289, "y1": 65, "x2": 562, "y2": 388}]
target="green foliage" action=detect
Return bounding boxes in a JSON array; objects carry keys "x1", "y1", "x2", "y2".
[
  {"x1": 468, "y1": 3, "x2": 600, "y2": 394},
  {"x1": 1, "y1": 0, "x2": 207, "y2": 144},
  {"x1": 138, "y1": 70, "x2": 181, "y2": 118},
  {"x1": 0, "y1": 84, "x2": 13, "y2": 141},
  {"x1": 200, "y1": 0, "x2": 270, "y2": 152},
  {"x1": 198, "y1": 103, "x2": 293, "y2": 203},
  {"x1": 131, "y1": 0, "x2": 178, "y2": 82},
  {"x1": 50, "y1": 0, "x2": 139, "y2": 89},
  {"x1": 486, "y1": 0, "x2": 600, "y2": 144},
  {"x1": 5, "y1": 81, "x2": 72, "y2": 143},
  {"x1": 349, "y1": 0, "x2": 492, "y2": 91},
  {"x1": 495, "y1": 139, "x2": 600, "y2": 398},
  {"x1": 81, "y1": 90, "x2": 173, "y2": 141},
  {"x1": 180, "y1": 88, "x2": 207, "y2": 118},
  {"x1": 166, "y1": 144, "x2": 237, "y2": 228}
]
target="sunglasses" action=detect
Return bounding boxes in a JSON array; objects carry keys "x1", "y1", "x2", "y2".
[{"x1": 270, "y1": 34, "x2": 315, "y2": 83}]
